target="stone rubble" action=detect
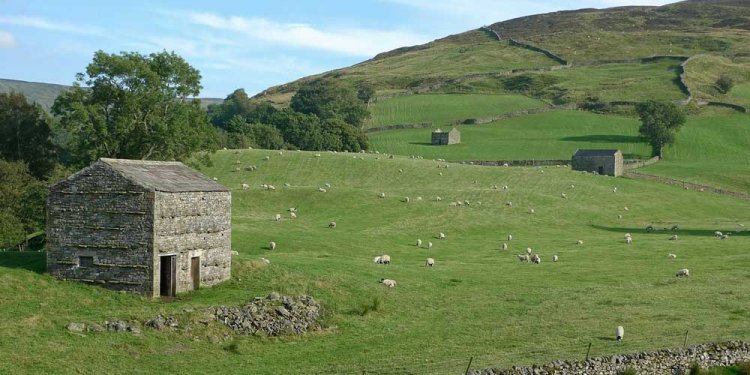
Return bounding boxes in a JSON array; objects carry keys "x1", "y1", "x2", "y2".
[{"x1": 213, "y1": 293, "x2": 322, "y2": 336}]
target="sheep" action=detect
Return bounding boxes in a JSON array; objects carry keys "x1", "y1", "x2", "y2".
[
  {"x1": 492, "y1": 184, "x2": 499, "y2": 190},
  {"x1": 448, "y1": 202, "x2": 458, "y2": 207},
  {"x1": 439, "y1": 172, "x2": 443, "y2": 176},
  {"x1": 501, "y1": 243, "x2": 508, "y2": 250},
  {"x1": 675, "y1": 268, "x2": 690, "y2": 277},
  {"x1": 267, "y1": 185, "x2": 276, "y2": 191},
  {"x1": 517, "y1": 254, "x2": 529, "y2": 262},
  {"x1": 526, "y1": 247, "x2": 533, "y2": 255},
  {"x1": 377, "y1": 255, "x2": 391, "y2": 264},
  {"x1": 671, "y1": 224, "x2": 679, "y2": 231},
  {"x1": 576, "y1": 240, "x2": 584, "y2": 245},
  {"x1": 274, "y1": 214, "x2": 282, "y2": 222},
  {"x1": 570, "y1": 184, "x2": 575, "y2": 189},
  {"x1": 241, "y1": 183, "x2": 250, "y2": 190},
  {"x1": 328, "y1": 221, "x2": 337, "y2": 229},
  {"x1": 529, "y1": 208, "x2": 535, "y2": 214},
  {"x1": 230, "y1": 250, "x2": 239, "y2": 256},
  {"x1": 425, "y1": 258, "x2": 435, "y2": 267},
  {"x1": 212, "y1": 177, "x2": 218, "y2": 181},
  {"x1": 624, "y1": 206, "x2": 629, "y2": 211},
  {"x1": 427, "y1": 242, "x2": 433, "y2": 250},
  {"x1": 646, "y1": 225, "x2": 655, "y2": 232},
  {"x1": 714, "y1": 231, "x2": 723, "y2": 237},
  {"x1": 463, "y1": 200, "x2": 470, "y2": 206},
  {"x1": 373, "y1": 256, "x2": 382, "y2": 263},
  {"x1": 318, "y1": 187, "x2": 327, "y2": 193},
  {"x1": 234, "y1": 166, "x2": 241, "y2": 173},
  {"x1": 668, "y1": 253, "x2": 677, "y2": 259},
  {"x1": 290, "y1": 212, "x2": 297, "y2": 219},
  {"x1": 435, "y1": 196, "x2": 442, "y2": 201},
  {"x1": 403, "y1": 197, "x2": 410, "y2": 203},
  {"x1": 289, "y1": 207, "x2": 297, "y2": 213},
  {"x1": 235, "y1": 160, "x2": 242, "y2": 165},
  {"x1": 379, "y1": 192, "x2": 386, "y2": 198},
  {"x1": 260, "y1": 257, "x2": 271, "y2": 264},
  {"x1": 324, "y1": 183, "x2": 331, "y2": 188},
  {"x1": 438, "y1": 232, "x2": 446, "y2": 240},
  {"x1": 506, "y1": 201, "x2": 513, "y2": 207},
  {"x1": 507, "y1": 234, "x2": 513, "y2": 241},
  {"x1": 720, "y1": 234, "x2": 729, "y2": 240},
  {"x1": 531, "y1": 254, "x2": 541, "y2": 264},
  {"x1": 503, "y1": 185, "x2": 509, "y2": 190},
  {"x1": 269, "y1": 241, "x2": 276, "y2": 251},
  {"x1": 314, "y1": 153, "x2": 321, "y2": 157},
  {"x1": 561, "y1": 193, "x2": 567, "y2": 199},
  {"x1": 416, "y1": 239, "x2": 422, "y2": 247},
  {"x1": 613, "y1": 187, "x2": 618, "y2": 193},
  {"x1": 626, "y1": 236, "x2": 633, "y2": 244},
  {"x1": 616, "y1": 326, "x2": 624, "y2": 343},
  {"x1": 617, "y1": 214, "x2": 623, "y2": 219},
  {"x1": 380, "y1": 278, "x2": 396, "y2": 288},
  {"x1": 552, "y1": 255, "x2": 558, "y2": 262},
  {"x1": 264, "y1": 156, "x2": 271, "y2": 161},
  {"x1": 669, "y1": 234, "x2": 678, "y2": 241},
  {"x1": 398, "y1": 168, "x2": 403, "y2": 173}
]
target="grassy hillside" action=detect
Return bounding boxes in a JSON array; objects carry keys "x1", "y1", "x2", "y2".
[
  {"x1": 369, "y1": 110, "x2": 652, "y2": 160},
  {"x1": 366, "y1": 94, "x2": 548, "y2": 129},
  {"x1": 2, "y1": 150, "x2": 749, "y2": 374},
  {"x1": 683, "y1": 55, "x2": 750, "y2": 107}
]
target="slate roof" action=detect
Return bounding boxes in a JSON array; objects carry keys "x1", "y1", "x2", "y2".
[
  {"x1": 100, "y1": 158, "x2": 229, "y2": 192},
  {"x1": 573, "y1": 149, "x2": 621, "y2": 157}
]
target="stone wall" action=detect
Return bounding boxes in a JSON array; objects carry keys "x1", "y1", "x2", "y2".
[
  {"x1": 468, "y1": 341, "x2": 750, "y2": 375},
  {"x1": 47, "y1": 163, "x2": 155, "y2": 293},
  {"x1": 624, "y1": 156, "x2": 661, "y2": 170},
  {"x1": 365, "y1": 122, "x2": 432, "y2": 134},
  {"x1": 153, "y1": 191, "x2": 232, "y2": 296},
  {"x1": 572, "y1": 152, "x2": 623, "y2": 176},
  {"x1": 625, "y1": 171, "x2": 750, "y2": 201}
]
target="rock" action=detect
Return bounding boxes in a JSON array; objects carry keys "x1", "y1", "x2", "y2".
[
  {"x1": 87, "y1": 323, "x2": 105, "y2": 333},
  {"x1": 66, "y1": 322, "x2": 86, "y2": 333},
  {"x1": 267, "y1": 291, "x2": 280, "y2": 301}
]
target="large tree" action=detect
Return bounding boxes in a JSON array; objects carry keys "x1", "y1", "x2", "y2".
[
  {"x1": 636, "y1": 101, "x2": 686, "y2": 158},
  {"x1": 290, "y1": 79, "x2": 370, "y2": 127},
  {"x1": 0, "y1": 92, "x2": 57, "y2": 179},
  {"x1": 52, "y1": 50, "x2": 218, "y2": 166}
]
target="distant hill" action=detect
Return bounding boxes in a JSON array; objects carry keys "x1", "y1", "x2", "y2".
[
  {"x1": 0, "y1": 78, "x2": 224, "y2": 111},
  {"x1": 254, "y1": 0, "x2": 750, "y2": 108}
]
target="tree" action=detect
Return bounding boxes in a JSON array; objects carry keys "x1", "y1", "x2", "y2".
[
  {"x1": 0, "y1": 92, "x2": 57, "y2": 179},
  {"x1": 207, "y1": 88, "x2": 255, "y2": 128},
  {"x1": 636, "y1": 101, "x2": 686, "y2": 158},
  {"x1": 0, "y1": 160, "x2": 46, "y2": 249},
  {"x1": 52, "y1": 50, "x2": 218, "y2": 166},
  {"x1": 716, "y1": 74, "x2": 734, "y2": 94},
  {"x1": 290, "y1": 79, "x2": 370, "y2": 127}
]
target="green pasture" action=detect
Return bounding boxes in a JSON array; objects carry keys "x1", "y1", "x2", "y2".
[
  {"x1": 366, "y1": 94, "x2": 547, "y2": 129},
  {"x1": 369, "y1": 110, "x2": 652, "y2": 160},
  {"x1": 639, "y1": 112, "x2": 750, "y2": 194},
  {"x1": 2, "y1": 149, "x2": 749, "y2": 374}
]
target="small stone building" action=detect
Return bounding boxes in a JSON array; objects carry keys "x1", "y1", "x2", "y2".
[
  {"x1": 47, "y1": 158, "x2": 231, "y2": 297},
  {"x1": 571, "y1": 149, "x2": 623, "y2": 176},
  {"x1": 431, "y1": 128, "x2": 461, "y2": 145}
]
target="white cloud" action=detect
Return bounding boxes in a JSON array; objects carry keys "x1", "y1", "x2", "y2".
[
  {"x1": 0, "y1": 31, "x2": 15, "y2": 48},
  {"x1": 0, "y1": 15, "x2": 105, "y2": 37},
  {"x1": 185, "y1": 12, "x2": 430, "y2": 57}
]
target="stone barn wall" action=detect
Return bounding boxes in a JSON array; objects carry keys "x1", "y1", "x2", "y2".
[
  {"x1": 448, "y1": 129, "x2": 460, "y2": 144},
  {"x1": 572, "y1": 151, "x2": 623, "y2": 176},
  {"x1": 152, "y1": 191, "x2": 232, "y2": 296},
  {"x1": 432, "y1": 131, "x2": 450, "y2": 145},
  {"x1": 47, "y1": 163, "x2": 155, "y2": 294}
]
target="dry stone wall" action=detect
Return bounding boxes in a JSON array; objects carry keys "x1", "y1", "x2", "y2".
[
  {"x1": 47, "y1": 163, "x2": 155, "y2": 293},
  {"x1": 468, "y1": 341, "x2": 750, "y2": 375}
]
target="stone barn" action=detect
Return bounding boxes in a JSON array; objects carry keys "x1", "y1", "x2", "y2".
[
  {"x1": 47, "y1": 158, "x2": 232, "y2": 297},
  {"x1": 571, "y1": 149, "x2": 623, "y2": 176},
  {"x1": 431, "y1": 128, "x2": 460, "y2": 145}
]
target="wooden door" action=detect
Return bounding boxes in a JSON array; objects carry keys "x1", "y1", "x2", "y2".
[
  {"x1": 160, "y1": 255, "x2": 176, "y2": 297},
  {"x1": 191, "y1": 256, "x2": 200, "y2": 291}
]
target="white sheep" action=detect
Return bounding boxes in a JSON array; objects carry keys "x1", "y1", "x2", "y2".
[
  {"x1": 324, "y1": 183, "x2": 331, "y2": 188},
  {"x1": 274, "y1": 214, "x2": 282, "y2": 222},
  {"x1": 517, "y1": 254, "x2": 529, "y2": 262},
  {"x1": 577, "y1": 240, "x2": 584, "y2": 245},
  {"x1": 399, "y1": 168, "x2": 403, "y2": 173},
  {"x1": 626, "y1": 236, "x2": 633, "y2": 244},
  {"x1": 529, "y1": 208, "x2": 535, "y2": 214},
  {"x1": 314, "y1": 153, "x2": 321, "y2": 157},
  {"x1": 553, "y1": 255, "x2": 558, "y2": 262},
  {"x1": 403, "y1": 197, "x2": 410, "y2": 203},
  {"x1": 435, "y1": 196, "x2": 442, "y2": 201},
  {"x1": 669, "y1": 234, "x2": 678, "y2": 241},
  {"x1": 260, "y1": 257, "x2": 270, "y2": 264},
  {"x1": 377, "y1": 255, "x2": 391, "y2": 264},
  {"x1": 328, "y1": 221, "x2": 337, "y2": 229},
  {"x1": 269, "y1": 241, "x2": 276, "y2": 251},
  {"x1": 671, "y1": 224, "x2": 679, "y2": 231},
  {"x1": 231, "y1": 250, "x2": 239, "y2": 256},
  {"x1": 616, "y1": 326, "x2": 624, "y2": 343},
  {"x1": 714, "y1": 231, "x2": 723, "y2": 237},
  {"x1": 425, "y1": 258, "x2": 435, "y2": 267},
  {"x1": 668, "y1": 253, "x2": 677, "y2": 259},
  {"x1": 617, "y1": 214, "x2": 623, "y2": 219},
  {"x1": 624, "y1": 206, "x2": 629, "y2": 211},
  {"x1": 427, "y1": 242, "x2": 433, "y2": 250},
  {"x1": 675, "y1": 268, "x2": 690, "y2": 277},
  {"x1": 290, "y1": 212, "x2": 297, "y2": 219},
  {"x1": 438, "y1": 232, "x2": 446, "y2": 240},
  {"x1": 526, "y1": 247, "x2": 532, "y2": 255},
  {"x1": 212, "y1": 177, "x2": 218, "y2": 181},
  {"x1": 416, "y1": 239, "x2": 422, "y2": 247},
  {"x1": 501, "y1": 243, "x2": 508, "y2": 250},
  {"x1": 503, "y1": 185, "x2": 509, "y2": 190},
  {"x1": 613, "y1": 187, "x2": 618, "y2": 193},
  {"x1": 506, "y1": 201, "x2": 513, "y2": 207},
  {"x1": 507, "y1": 234, "x2": 513, "y2": 241},
  {"x1": 289, "y1": 207, "x2": 297, "y2": 212},
  {"x1": 318, "y1": 187, "x2": 327, "y2": 193},
  {"x1": 267, "y1": 185, "x2": 276, "y2": 191},
  {"x1": 417, "y1": 196, "x2": 423, "y2": 201},
  {"x1": 531, "y1": 254, "x2": 541, "y2": 264},
  {"x1": 241, "y1": 183, "x2": 249, "y2": 190},
  {"x1": 379, "y1": 192, "x2": 386, "y2": 198},
  {"x1": 720, "y1": 234, "x2": 729, "y2": 240},
  {"x1": 448, "y1": 202, "x2": 458, "y2": 207},
  {"x1": 561, "y1": 193, "x2": 567, "y2": 199},
  {"x1": 570, "y1": 184, "x2": 575, "y2": 189},
  {"x1": 380, "y1": 278, "x2": 396, "y2": 288}
]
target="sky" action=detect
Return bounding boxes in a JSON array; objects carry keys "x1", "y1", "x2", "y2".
[{"x1": 0, "y1": 0, "x2": 674, "y2": 98}]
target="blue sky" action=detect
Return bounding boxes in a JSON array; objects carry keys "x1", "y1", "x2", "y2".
[{"x1": 0, "y1": 0, "x2": 673, "y2": 98}]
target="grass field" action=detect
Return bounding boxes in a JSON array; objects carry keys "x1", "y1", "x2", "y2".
[
  {"x1": 639, "y1": 112, "x2": 750, "y2": 194},
  {"x1": 366, "y1": 94, "x2": 548, "y2": 129},
  {"x1": 369, "y1": 110, "x2": 652, "y2": 160},
  {"x1": 2, "y1": 149, "x2": 749, "y2": 374},
  {"x1": 683, "y1": 55, "x2": 750, "y2": 107}
]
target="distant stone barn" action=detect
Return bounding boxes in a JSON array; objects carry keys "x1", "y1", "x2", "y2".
[
  {"x1": 571, "y1": 149, "x2": 623, "y2": 176},
  {"x1": 431, "y1": 128, "x2": 461, "y2": 145},
  {"x1": 47, "y1": 158, "x2": 232, "y2": 297}
]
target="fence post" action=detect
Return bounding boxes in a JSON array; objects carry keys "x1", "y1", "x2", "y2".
[
  {"x1": 465, "y1": 356, "x2": 474, "y2": 375},
  {"x1": 684, "y1": 330, "x2": 689, "y2": 347},
  {"x1": 585, "y1": 342, "x2": 592, "y2": 361}
]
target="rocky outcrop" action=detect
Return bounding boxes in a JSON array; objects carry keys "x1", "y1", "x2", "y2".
[{"x1": 213, "y1": 293, "x2": 322, "y2": 336}]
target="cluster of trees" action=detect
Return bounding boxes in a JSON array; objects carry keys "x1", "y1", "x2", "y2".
[{"x1": 208, "y1": 79, "x2": 370, "y2": 152}]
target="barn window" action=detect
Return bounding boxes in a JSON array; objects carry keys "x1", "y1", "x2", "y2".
[{"x1": 79, "y1": 256, "x2": 94, "y2": 267}]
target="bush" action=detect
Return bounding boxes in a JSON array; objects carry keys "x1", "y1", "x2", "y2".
[
  {"x1": 716, "y1": 74, "x2": 734, "y2": 94},
  {"x1": 689, "y1": 362, "x2": 702, "y2": 375}
]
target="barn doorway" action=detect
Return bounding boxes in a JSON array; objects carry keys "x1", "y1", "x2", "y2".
[
  {"x1": 159, "y1": 255, "x2": 176, "y2": 297},
  {"x1": 598, "y1": 166, "x2": 604, "y2": 175},
  {"x1": 191, "y1": 256, "x2": 200, "y2": 291}
]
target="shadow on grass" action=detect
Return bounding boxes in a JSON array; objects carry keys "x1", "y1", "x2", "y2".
[
  {"x1": 0, "y1": 251, "x2": 46, "y2": 274},
  {"x1": 590, "y1": 225, "x2": 749, "y2": 238},
  {"x1": 560, "y1": 135, "x2": 643, "y2": 143}
]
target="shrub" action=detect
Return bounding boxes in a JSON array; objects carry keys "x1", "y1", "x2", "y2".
[
  {"x1": 689, "y1": 362, "x2": 702, "y2": 375},
  {"x1": 716, "y1": 74, "x2": 734, "y2": 94}
]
